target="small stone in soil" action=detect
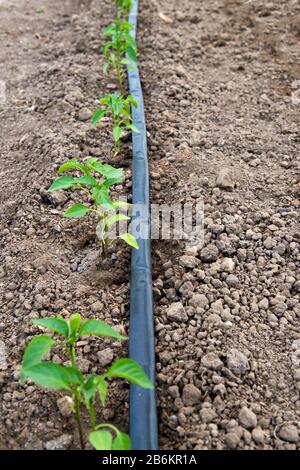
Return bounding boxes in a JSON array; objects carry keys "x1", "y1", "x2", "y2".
[
  {"x1": 201, "y1": 352, "x2": 223, "y2": 370},
  {"x1": 216, "y1": 168, "x2": 235, "y2": 190},
  {"x1": 44, "y1": 434, "x2": 72, "y2": 450},
  {"x1": 220, "y1": 257, "x2": 235, "y2": 273},
  {"x1": 226, "y1": 274, "x2": 239, "y2": 287},
  {"x1": 182, "y1": 383, "x2": 201, "y2": 406},
  {"x1": 57, "y1": 396, "x2": 73, "y2": 417},
  {"x1": 179, "y1": 255, "x2": 198, "y2": 269},
  {"x1": 97, "y1": 348, "x2": 114, "y2": 367},
  {"x1": 200, "y1": 244, "x2": 219, "y2": 262},
  {"x1": 224, "y1": 430, "x2": 241, "y2": 449},
  {"x1": 238, "y1": 407, "x2": 257, "y2": 430},
  {"x1": 226, "y1": 349, "x2": 250, "y2": 375},
  {"x1": 189, "y1": 293, "x2": 209, "y2": 309},
  {"x1": 252, "y1": 427, "x2": 265, "y2": 444},
  {"x1": 78, "y1": 107, "x2": 92, "y2": 121},
  {"x1": 166, "y1": 302, "x2": 188, "y2": 323},
  {"x1": 278, "y1": 424, "x2": 299, "y2": 443}
]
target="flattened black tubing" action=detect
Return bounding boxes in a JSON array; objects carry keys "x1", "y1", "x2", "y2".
[{"x1": 127, "y1": 0, "x2": 159, "y2": 451}]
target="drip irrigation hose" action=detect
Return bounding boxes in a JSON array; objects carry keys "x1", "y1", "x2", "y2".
[{"x1": 127, "y1": 0, "x2": 158, "y2": 451}]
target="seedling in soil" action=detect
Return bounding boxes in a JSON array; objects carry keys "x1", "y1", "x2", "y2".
[
  {"x1": 102, "y1": 19, "x2": 137, "y2": 91},
  {"x1": 115, "y1": 0, "x2": 133, "y2": 19},
  {"x1": 20, "y1": 313, "x2": 153, "y2": 450},
  {"x1": 92, "y1": 93, "x2": 139, "y2": 155},
  {"x1": 48, "y1": 158, "x2": 139, "y2": 256}
]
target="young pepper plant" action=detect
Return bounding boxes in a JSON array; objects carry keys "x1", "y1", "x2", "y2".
[
  {"x1": 20, "y1": 313, "x2": 153, "y2": 450},
  {"x1": 102, "y1": 19, "x2": 137, "y2": 92},
  {"x1": 48, "y1": 158, "x2": 138, "y2": 256},
  {"x1": 92, "y1": 93, "x2": 139, "y2": 155},
  {"x1": 115, "y1": 0, "x2": 133, "y2": 19}
]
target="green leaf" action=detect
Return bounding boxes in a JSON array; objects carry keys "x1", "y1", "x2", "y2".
[
  {"x1": 64, "y1": 204, "x2": 91, "y2": 218},
  {"x1": 126, "y1": 46, "x2": 138, "y2": 63},
  {"x1": 113, "y1": 126, "x2": 122, "y2": 143},
  {"x1": 99, "y1": 96, "x2": 110, "y2": 105},
  {"x1": 65, "y1": 367, "x2": 84, "y2": 385},
  {"x1": 125, "y1": 30, "x2": 136, "y2": 44},
  {"x1": 89, "y1": 430, "x2": 112, "y2": 451},
  {"x1": 86, "y1": 159, "x2": 123, "y2": 181},
  {"x1": 93, "y1": 187, "x2": 114, "y2": 210},
  {"x1": 103, "y1": 61, "x2": 110, "y2": 73},
  {"x1": 32, "y1": 317, "x2": 69, "y2": 338},
  {"x1": 112, "y1": 99, "x2": 123, "y2": 117},
  {"x1": 121, "y1": 21, "x2": 133, "y2": 32},
  {"x1": 107, "y1": 213, "x2": 130, "y2": 228},
  {"x1": 103, "y1": 166, "x2": 123, "y2": 181},
  {"x1": 22, "y1": 362, "x2": 72, "y2": 390},
  {"x1": 69, "y1": 313, "x2": 82, "y2": 340},
  {"x1": 48, "y1": 176, "x2": 75, "y2": 192},
  {"x1": 21, "y1": 335, "x2": 55, "y2": 383},
  {"x1": 103, "y1": 24, "x2": 115, "y2": 36},
  {"x1": 129, "y1": 124, "x2": 140, "y2": 133},
  {"x1": 120, "y1": 58, "x2": 130, "y2": 65},
  {"x1": 120, "y1": 106, "x2": 131, "y2": 118},
  {"x1": 57, "y1": 159, "x2": 89, "y2": 176},
  {"x1": 79, "y1": 319, "x2": 127, "y2": 340},
  {"x1": 113, "y1": 201, "x2": 131, "y2": 209},
  {"x1": 103, "y1": 177, "x2": 123, "y2": 188},
  {"x1": 73, "y1": 176, "x2": 97, "y2": 186},
  {"x1": 97, "y1": 377, "x2": 108, "y2": 405},
  {"x1": 112, "y1": 431, "x2": 131, "y2": 450},
  {"x1": 119, "y1": 233, "x2": 139, "y2": 249},
  {"x1": 109, "y1": 52, "x2": 116, "y2": 65},
  {"x1": 127, "y1": 95, "x2": 138, "y2": 108},
  {"x1": 92, "y1": 109, "x2": 106, "y2": 126},
  {"x1": 102, "y1": 29, "x2": 113, "y2": 38},
  {"x1": 105, "y1": 358, "x2": 153, "y2": 389},
  {"x1": 127, "y1": 65, "x2": 138, "y2": 72},
  {"x1": 102, "y1": 41, "x2": 114, "y2": 56},
  {"x1": 82, "y1": 374, "x2": 98, "y2": 402}
]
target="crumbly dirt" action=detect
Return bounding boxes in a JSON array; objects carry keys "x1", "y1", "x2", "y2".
[
  {"x1": 0, "y1": 0, "x2": 131, "y2": 450},
  {"x1": 140, "y1": 0, "x2": 300, "y2": 450},
  {"x1": 0, "y1": 0, "x2": 300, "y2": 451}
]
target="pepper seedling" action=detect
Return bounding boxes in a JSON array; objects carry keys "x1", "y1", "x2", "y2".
[
  {"x1": 48, "y1": 158, "x2": 139, "y2": 256},
  {"x1": 102, "y1": 19, "x2": 137, "y2": 91},
  {"x1": 20, "y1": 313, "x2": 153, "y2": 450},
  {"x1": 115, "y1": 0, "x2": 133, "y2": 19},
  {"x1": 92, "y1": 93, "x2": 139, "y2": 155}
]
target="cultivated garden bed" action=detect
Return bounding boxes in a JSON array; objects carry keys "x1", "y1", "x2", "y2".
[{"x1": 0, "y1": 0, "x2": 300, "y2": 451}]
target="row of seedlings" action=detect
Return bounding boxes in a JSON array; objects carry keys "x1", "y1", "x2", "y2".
[{"x1": 19, "y1": 0, "x2": 153, "y2": 451}]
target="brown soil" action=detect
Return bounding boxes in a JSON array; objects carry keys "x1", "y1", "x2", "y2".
[{"x1": 140, "y1": 0, "x2": 300, "y2": 450}]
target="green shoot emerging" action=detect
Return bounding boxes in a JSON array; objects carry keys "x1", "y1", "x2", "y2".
[
  {"x1": 102, "y1": 19, "x2": 137, "y2": 91},
  {"x1": 115, "y1": 0, "x2": 134, "y2": 20},
  {"x1": 92, "y1": 93, "x2": 139, "y2": 155},
  {"x1": 48, "y1": 158, "x2": 139, "y2": 256},
  {"x1": 20, "y1": 313, "x2": 153, "y2": 450}
]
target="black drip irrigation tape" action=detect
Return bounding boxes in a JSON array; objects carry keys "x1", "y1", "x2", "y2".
[{"x1": 127, "y1": 0, "x2": 158, "y2": 451}]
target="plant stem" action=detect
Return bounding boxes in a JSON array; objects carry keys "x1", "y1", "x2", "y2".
[
  {"x1": 87, "y1": 402, "x2": 97, "y2": 431},
  {"x1": 70, "y1": 344, "x2": 76, "y2": 368},
  {"x1": 74, "y1": 390, "x2": 85, "y2": 450},
  {"x1": 101, "y1": 212, "x2": 109, "y2": 259},
  {"x1": 70, "y1": 344, "x2": 85, "y2": 450},
  {"x1": 103, "y1": 210, "x2": 108, "y2": 245},
  {"x1": 113, "y1": 115, "x2": 121, "y2": 155},
  {"x1": 101, "y1": 241, "x2": 107, "y2": 259},
  {"x1": 98, "y1": 213, "x2": 107, "y2": 258},
  {"x1": 116, "y1": 48, "x2": 124, "y2": 93}
]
